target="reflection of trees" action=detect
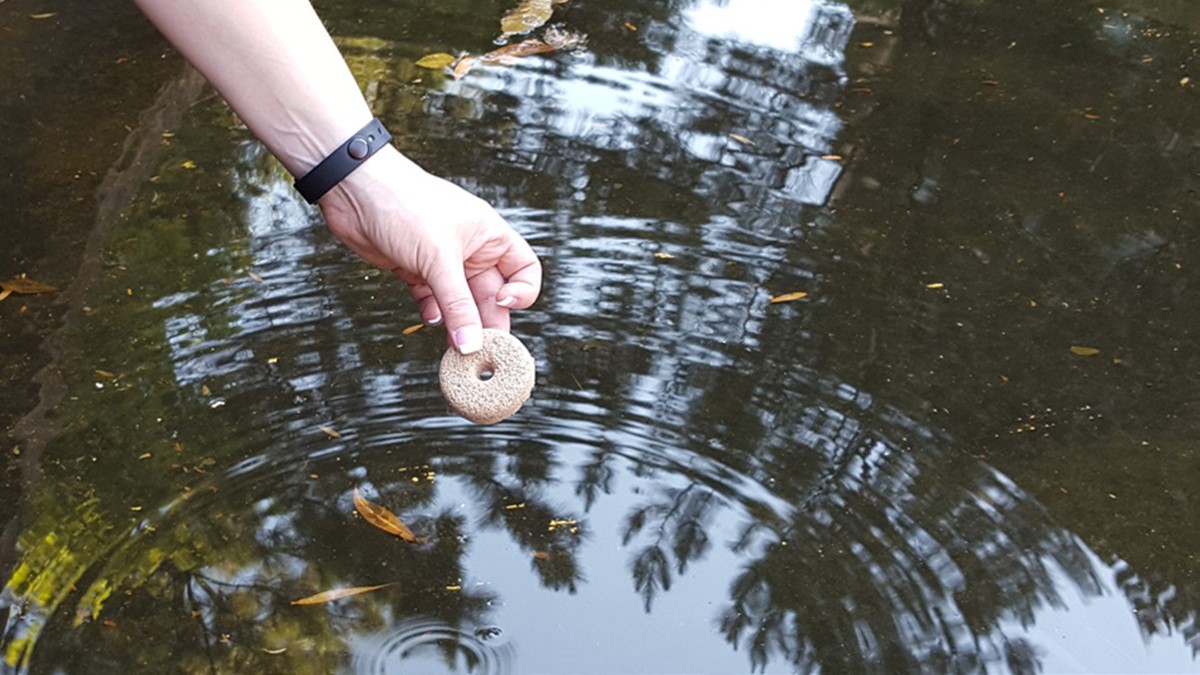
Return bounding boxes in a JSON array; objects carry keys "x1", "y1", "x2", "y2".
[{"x1": 5, "y1": 0, "x2": 1200, "y2": 672}]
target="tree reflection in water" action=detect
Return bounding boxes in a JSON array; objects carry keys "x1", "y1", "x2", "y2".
[{"x1": 3, "y1": 0, "x2": 1199, "y2": 673}]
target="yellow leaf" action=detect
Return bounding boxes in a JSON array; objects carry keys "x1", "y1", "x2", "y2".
[
  {"x1": 402, "y1": 323, "x2": 424, "y2": 335},
  {"x1": 1070, "y1": 345, "x2": 1100, "y2": 356},
  {"x1": 653, "y1": 252, "x2": 675, "y2": 260},
  {"x1": 821, "y1": 154, "x2": 843, "y2": 161},
  {"x1": 181, "y1": 160, "x2": 197, "y2": 169},
  {"x1": 0, "y1": 289, "x2": 12, "y2": 303},
  {"x1": 319, "y1": 425, "x2": 342, "y2": 439},
  {"x1": 769, "y1": 291, "x2": 808, "y2": 304},
  {"x1": 0, "y1": 276, "x2": 58, "y2": 295},
  {"x1": 925, "y1": 282, "x2": 945, "y2": 289},
  {"x1": 30, "y1": 12, "x2": 57, "y2": 19},
  {"x1": 415, "y1": 53, "x2": 457, "y2": 69},
  {"x1": 353, "y1": 488, "x2": 416, "y2": 541},
  {"x1": 291, "y1": 583, "x2": 394, "y2": 606}
]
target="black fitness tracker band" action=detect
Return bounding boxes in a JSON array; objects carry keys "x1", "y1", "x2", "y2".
[{"x1": 293, "y1": 118, "x2": 393, "y2": 204}]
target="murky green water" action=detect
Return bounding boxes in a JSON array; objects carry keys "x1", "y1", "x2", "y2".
[{"x1": 2, "y1": 0, "x2": 1198, "y2": 672}]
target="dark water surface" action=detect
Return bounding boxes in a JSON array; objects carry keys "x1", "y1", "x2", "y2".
[{"x1": 2, "y1": 0, "x2": 1198, "y2": 673}]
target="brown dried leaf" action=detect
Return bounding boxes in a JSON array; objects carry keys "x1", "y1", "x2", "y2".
[
  {"x1": 353, "y1": 488, "x2": 416, "y2": 541},
  {"x1": 291, "y1": 583, "x2": 394, "y2": 606},
  {"x1": 402, "y1": 323, "x2": 424, "y2": 335},
  {"x1": 500, "y1": 0, "x2": 555, "y2": 37},
  {"x1": 769, "y1": 291, "x2": 809, "y2": 304},
  {"x1": 0, "y1": 277, "x2": 58, "y2": 295},
  {"x1": 452, "y1": 55, "x2": 477, "y2": 80},
  {"x1": 481, "y1": 39, "x2": 558, "y2": 64}
]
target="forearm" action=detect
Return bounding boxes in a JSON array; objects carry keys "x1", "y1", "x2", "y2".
[{"x1": 133, "y1": 0, "x2": 373, "y2": 177}]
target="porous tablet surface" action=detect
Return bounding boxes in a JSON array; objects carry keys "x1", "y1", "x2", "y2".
[{"x1": 439, "y1": 329, "x2": 535, "y2": 424}]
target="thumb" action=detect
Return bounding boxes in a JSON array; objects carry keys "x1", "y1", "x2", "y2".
[{"x1": 425, "y1": 255, "x2": 484, "y2": 355}]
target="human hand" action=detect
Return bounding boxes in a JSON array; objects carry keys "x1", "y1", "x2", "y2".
[{"x1": 316, "y1": 146, "x2": 541, "y2": 354}]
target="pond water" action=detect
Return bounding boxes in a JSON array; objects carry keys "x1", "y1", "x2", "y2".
[{"x1": 2, "y1": 0, "x2": 1198, "y2": 673}]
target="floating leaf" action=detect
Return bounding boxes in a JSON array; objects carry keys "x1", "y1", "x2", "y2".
[
  {"x1": 500, "y1": 0, "x2": 568, "y2": 37},
  {"x1": 1069, "y1": 345, "x2": 1100, "y2": 356},
  {"x1": 1, "y1": 276, "x2": 58, "y2": 295},
  {"x1": 402, "y1": 323, "x2": 424, "y2": 335},
  {"x1": 452, "y1": 56, "x2": 477, "y2": 80},
  {"x1": 0, "y1": 290, "x2": 11, "y2": 303},
  {"x1": 482, "y1": 39, "x2": 558, "y2": 63},
  {"x1": 291, "y1": 583, "x2": 394, "y2": 606},
  {"x1": 181, "y1": 160, "x2": 197, "y2": 169},
  {"x1": 729, "y1": 133, "x2": 754, "y2": 145},
  {"x1": 415, "y1": 52, "x2": 457, "y2": 69},
  {"x1": 653, "y1": 252, "x2": 675, "y2": 260},
  {"x1": 454, "y1": 28, "x2": 585, "y2": 80},
  {"x1": 353, "y1": 488, "x2": 415, "y2": 541},
  {"x1": 247, "y1": 271, "x2": 264, "y2": 283},
  {"x1": 925, "y1": 282, "x2": 945, "y2": 289},
  {"x1": 769, "y1": 291, "x2": 809, "y2": 304},
  {"x1": 319, "y1": 425, "x2": 342, "y2": 439},
  {"x1": 30, "y1": 12, "x2": 57, "y2": 19}
]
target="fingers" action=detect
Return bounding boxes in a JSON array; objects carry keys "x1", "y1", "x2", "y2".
[
  {"x1": 470, "y1": 268, "x2": 511, "y2": 333},
  {"x1": 423, "y1": 252, "x2": 485, "y2": 354},
  {"x1": 400, "y1": 277, "x2": 442, "y2": 326},
  {"x1": 493, "y1": 234, "x2": 542, "y2": 311}
]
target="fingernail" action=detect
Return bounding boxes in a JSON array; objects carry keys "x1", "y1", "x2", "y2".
[
  {"x1": 427, "y1": 314, "x2": 443, "y2": 326},
  {"x1": 454, "y1": 325, "x2": 483, "y2": 354},
  {"x1": 496, "y1": 295, "x2": 515, "y2": 308}
]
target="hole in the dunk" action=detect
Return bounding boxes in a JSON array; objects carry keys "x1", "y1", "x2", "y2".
[{"x1": 476, "y1": 363, "x2": 496, "y2": 381}]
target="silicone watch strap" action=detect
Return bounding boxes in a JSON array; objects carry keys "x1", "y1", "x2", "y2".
[{"x1": 293, "y1": 118, "x2": 393, "y2": 204}]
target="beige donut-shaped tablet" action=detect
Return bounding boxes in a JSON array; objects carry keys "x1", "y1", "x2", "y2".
[{"x1": 439, "y1": 329, "x2": 535, "y2": 424}]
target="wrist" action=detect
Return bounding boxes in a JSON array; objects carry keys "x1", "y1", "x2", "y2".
[{"x1": 315, "y1": 145, "x2": 421, "y2": 215}]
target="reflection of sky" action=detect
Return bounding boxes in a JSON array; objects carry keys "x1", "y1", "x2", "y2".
[
  {"x1": 1008, "y1": 550, "x2": 1197, "y2": 673},
  {"x1": 687, "y1": 0, "x2": 819, "y2": 52}
]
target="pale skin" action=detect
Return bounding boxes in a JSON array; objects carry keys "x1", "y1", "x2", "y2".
[{"x1": 133, "y1": 0, "x2": 542, "y2": 354}]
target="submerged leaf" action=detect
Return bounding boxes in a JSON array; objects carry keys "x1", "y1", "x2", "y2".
[
  {"x1": 415, "y1": 53, "x2": 457, "y2": 69},
  {"x1": 1069, "y1": 345, "x2": 1100, "y2": 356},
  {"x1": 769, "y1": 291, "x2": 808, "y2": 304},
  {"x1": 353, "y1": 488, "x2": 416, "y2": 541},
  {"x1": 0, "y1": 276, "x2": 58, "y2": 295},
  {"x1": 291, "y1": 583, "x2": 394, "y2": 606}
]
